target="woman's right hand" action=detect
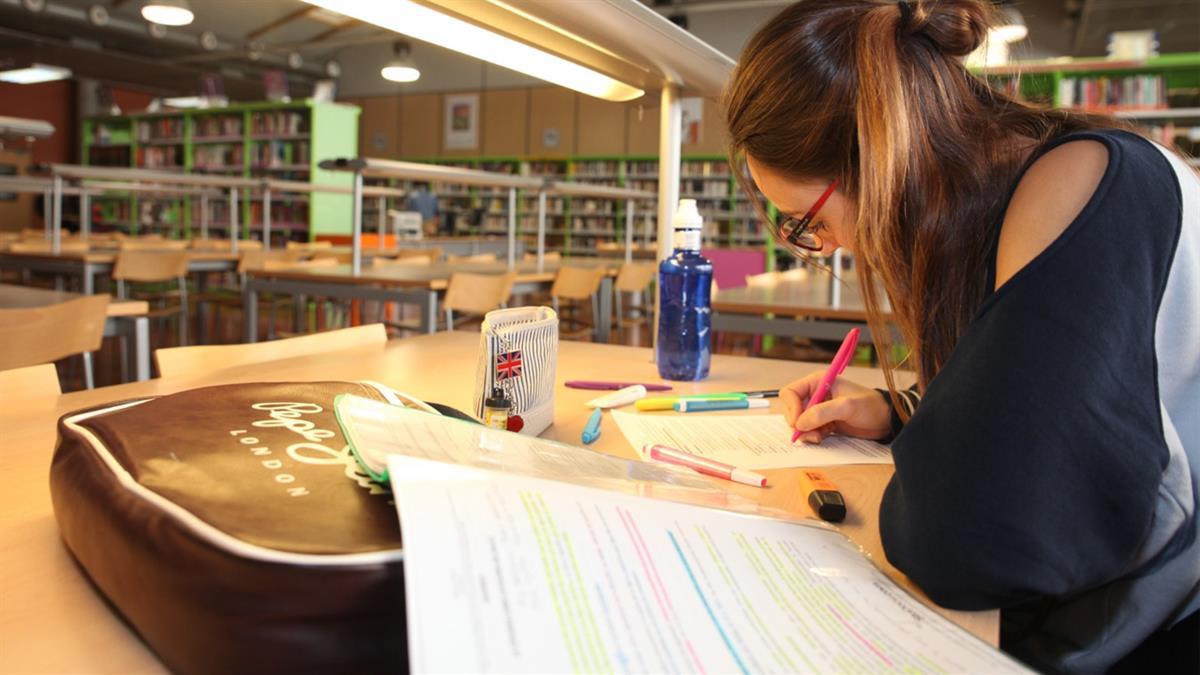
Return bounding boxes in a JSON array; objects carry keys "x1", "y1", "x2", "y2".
[{"x1": 781, "y1": 372, "x2": 894, "y2": 443}]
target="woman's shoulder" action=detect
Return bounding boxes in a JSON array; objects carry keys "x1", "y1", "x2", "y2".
[{"x1": 994, "y1": 138, "x2": 1110, "y2": 290}]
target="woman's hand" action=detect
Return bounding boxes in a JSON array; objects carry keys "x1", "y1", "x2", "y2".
[{"x1": 781, "y1": 372, "x2": 893, "y2": 443}]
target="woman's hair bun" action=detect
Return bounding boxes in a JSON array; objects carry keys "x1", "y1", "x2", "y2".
[{"x1": 897, "y1": 0, "x2": 992, "y2": 57}]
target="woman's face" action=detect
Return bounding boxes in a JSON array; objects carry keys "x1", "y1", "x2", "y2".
[{"x1": 746, "y1": 155, "x2": 852, "y2": 255}]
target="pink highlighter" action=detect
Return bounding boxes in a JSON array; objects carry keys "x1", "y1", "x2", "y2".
[{"x1": 791, "y1": 328, "x2": 860, "y2": 443}]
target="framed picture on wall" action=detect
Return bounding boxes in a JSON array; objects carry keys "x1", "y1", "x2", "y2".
[{"x1": 444, "y1": 93, "x2": 479, "y2": 150}]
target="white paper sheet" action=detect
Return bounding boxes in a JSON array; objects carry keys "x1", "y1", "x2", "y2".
[
  {"x1": 390, "y1": 456, "x2": 1026, "y2": 674},
  {"x1": 611, "y1": 410, "x2": 892, "y2": 469}
]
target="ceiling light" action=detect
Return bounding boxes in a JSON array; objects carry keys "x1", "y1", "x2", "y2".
[
  {"x1": 381, "y1": 42, "x2": 420, "y2": 83},
  {"x1": 302, "y1": 0, "x2": 644, "y2": 102},
  {"x1": 991, "y1": 6, "x2": 1028, "y2": 43},
  {"x1": 142, "y1": 0, "x2": 194, "y2": 27},
  {"x1": 163, "y1": 96, "x2": 204, "y2": 108},
  {"x1": 0, "y1": 63, "x2": 72, "y2": 84}
]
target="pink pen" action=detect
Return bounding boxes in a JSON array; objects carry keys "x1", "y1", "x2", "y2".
[
  {"x1": 645, "y1": 444, "x2": 768, "y2": 488},
  {"x1": 791, "y1": 328, "x2": 860, "y2": 443}
]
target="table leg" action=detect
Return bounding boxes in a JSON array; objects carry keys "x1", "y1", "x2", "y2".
[
  {"x1": 134, "y1": 317, "x2": 150, "y2": 381},
  {"x1": 294, "y1": 294, "x2": 306, "y2": 334},
  {"x1": 244, "y1": 284, "x2": 259, "y2": 343},
  {"x1": 422, "y1": 290, "x2": 437, "y2": 333},
  {"x1": 83, "y1": 263, "x2": 95, "y2": 295},
  {"x1": 595, "y1": 276, "x2": 613, "y2": 343},
  {"x1": 196, "y1": 273, "x2": 211, "y2": 345}
]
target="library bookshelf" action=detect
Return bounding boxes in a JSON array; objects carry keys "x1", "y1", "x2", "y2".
[
  {"x1": 363, "y1": 155, "x2": 770, "y2": 257},
  {"x1": 81, "y1": 100, "x2": 359, "y2": 240},
  {"x1": 979, "y1": 52, "x2": 1200, "y2": 165}
]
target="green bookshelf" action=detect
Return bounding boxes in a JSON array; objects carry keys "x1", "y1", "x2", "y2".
[{"x1": 81, "y1": 100, "x2": 360, "y2": 240}]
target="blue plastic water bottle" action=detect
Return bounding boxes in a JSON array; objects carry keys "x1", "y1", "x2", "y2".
[{"x1": 657, "y1": 199, "x2": 713, "y2": 381}]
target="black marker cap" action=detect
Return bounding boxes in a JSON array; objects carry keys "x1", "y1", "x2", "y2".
[
  {"x1": 485, "y1": 387, "x2": 509, "y2": 408},
  {"x1": 808, "y1": 490, "x2": 846, "y2": 523}
]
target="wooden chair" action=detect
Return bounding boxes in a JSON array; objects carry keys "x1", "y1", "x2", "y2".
[
  {"x1": 551, "y1": 266, "x2": 606, "y2": 339},
  {"x1": 0, "y1": 294, "x2": 110, "y2": 389},
  {"x1": 113, "y1": 249, "x2": 190, "y2": 347},
  {"x1": 285, "y1": 240, "x2": 333, "y2": 251},
  {"x1": 524, "y1": 251, "x2": 562, "y2": 263},
  {"x1": 189, "y1": 238, "x2": 264, "y2": 251},
  {"x1": 373, "y1": 255, "x2": 432, "y2": 267},
  {"x1": 612, "y1": 263, "x2": 658, "y2": 344},
  {"x1": 155, "y1": 323, "x2": 387, "y2": 379},
  {"x1": 393, "y1": 247, "x2": 442, "y2": 263},
  {"x1": 446, "y1": 253, "x2": 498, "y2": 264},
  {"x1": 9, "y1": 240, "x2": 89, "y2": 254},
  {"x1": 262, "y1": 256, "x2": 338, "y2": 272},
  {"x1": 194, "y1": 250, "x2": 307, "y2": 343},
  {"x1": 0, "y1": 363, "x2": 61, "y2": 403},
  {"x1": 118, "y1": 240, "x2": 188, "y2": 251},
  {"x1": 442, "y1": 272, "x2": 516, "y2": 330}
]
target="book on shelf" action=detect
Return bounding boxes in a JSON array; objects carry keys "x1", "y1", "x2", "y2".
[
  {"x1": 193, "y1": 115, "x2": 243, "y2": 139},
  {"x1": 251, "y1": 111, "x2": 307, "y2": 136},
  {"x1": 1058, "y1": 74, "x2": 1167, "y2": 110},
  {"x1": 136, "y1": 117, "x2": 183, "y2": 142}
]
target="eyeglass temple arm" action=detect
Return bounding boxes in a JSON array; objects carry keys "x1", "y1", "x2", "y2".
[{"x1": 785, "y1": 179, "x2": 839, "y2": 244}]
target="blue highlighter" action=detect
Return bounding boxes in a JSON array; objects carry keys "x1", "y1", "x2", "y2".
[{"x1": 581, "y1": 407, "x2": 603, "y2": 444}]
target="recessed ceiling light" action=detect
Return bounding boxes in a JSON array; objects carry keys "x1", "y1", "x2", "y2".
[{"x1": 142, "y1": 0, "x2": 194, "y2": 27}]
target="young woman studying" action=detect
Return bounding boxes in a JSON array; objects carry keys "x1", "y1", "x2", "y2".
[{"x1": 724, "y1": 0, "x2": 1199, "y2": 672}]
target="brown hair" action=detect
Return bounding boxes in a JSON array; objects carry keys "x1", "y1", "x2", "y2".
[{"x1": 725, "y1": 0, "x2": 1109, "y2": 411}]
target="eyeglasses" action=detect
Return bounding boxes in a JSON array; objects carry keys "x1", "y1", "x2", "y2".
[{"x1": 778, "y1": 179, "x2": 838, "y2": 252}]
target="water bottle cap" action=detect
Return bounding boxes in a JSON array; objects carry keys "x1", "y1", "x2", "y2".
[{"x1": 672, "y1": 199, "x2": 703, "y2": 230}]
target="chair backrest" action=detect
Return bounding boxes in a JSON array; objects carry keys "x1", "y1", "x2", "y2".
[
  {"x1": 0, "y1": 363, "x2": 61, "y2": 403},
  {"x1": 285, "y1": 240, "x2": 333, "y2": 251},
  {"x1": 444, "y1": 272, "x2": 517, "y2": 315},
  {"x1": 393, "y1": 247, "x2": 442, "y2": 263},
  {"x1": 9, "y1": 240, "x2": 89, "y2": 254},
  {"x1": 446, "y1": 253, "x2": 498, "y2": 264},
  {"x1": 190, "y1": 238, "x2": 264, "y2": 251},
  {"x1": 615, "y1": 263, "x2": 657, "y2": 293},
  {"x1": 551, "y1": 266, "x2": 606, "y2": 300},
  {"x1": 373, "y1": 255, "x2": 432, "y2": 267},
  {"x1": 524, "y1": 251, "x2": 562, "y2": 263},
  {"x1": 237, "y1": 249, "x2": 304, "y2": 273},
  {"x1": 113, "y1": 250, "x2": 189, "y2": 282},
  {"x1": 118, "y1": 239, "x2": 189, "y2": 251},
  {"x1": 155, "y1": 323, "x2": 388, "y2": 379},
  {"x1": 0, "y1": 294, "x2": 110, "y2": 371},
  {"x1": 114, "y1": 232, "x2": 165, "y2": 242},
  {"x1": 261, "y1": 256, "x2": 338, "y2": 272}
]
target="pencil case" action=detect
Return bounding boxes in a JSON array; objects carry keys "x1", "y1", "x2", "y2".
[
  {"x1": 472, "y1": 306, "x2": 559, "y2": 436},
  {"x1": 49, "y1": 381, "x2": 466, "y2": 675}
]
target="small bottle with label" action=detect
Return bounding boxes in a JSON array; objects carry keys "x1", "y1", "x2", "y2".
[{"x1": 483, "y1": 387, "x2": 511, "y2": 430}]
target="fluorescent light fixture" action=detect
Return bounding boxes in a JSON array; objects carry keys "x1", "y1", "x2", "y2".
[
  {"x1": 381, "y1": 64, "x2": 421, "y2": 83},
  {"x1": 991, "y1": 6, "x2": 1028, "y2": 43},
  {"x1": 301, "y1": 0, "x2": 644, "y2": 101},
  {"x1": 142, "y1": 0, "x2": 194, "y2": 27},
  {"x1": 0, "y1": 63, "x2": 71, "y2": 84},
  {"x1": 381, "y1": 41, "x2": 420, "y2": 83},
  {"x1": 163, "y1": 96, "x2": 204, "y2": 108}
]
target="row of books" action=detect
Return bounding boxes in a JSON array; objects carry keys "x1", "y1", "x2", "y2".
[
  {"x1": 137, "y1": 146, "x2": 183, "y2": 169},
  {"x1": 193, "y1": 145, "x2": 243, "y2": 170},
  {"x1": 1058, "y1": 75, "x2": 1167, "y2": 110},
  {"x1": 249, "y1": 202, "x2": 308, "y2": 226},
  {"x1": 194, "y1": 115, "x2": 243, "y2": 139},
  {"x1": 251, "y1": 140, "x2": 310, "y2": 168},
  {"x1": 137, "y1": 118, "x2": 184, "y2": 142},
  {"x1": 250, "y1": 111, "x2": 307, "y2": 136}
]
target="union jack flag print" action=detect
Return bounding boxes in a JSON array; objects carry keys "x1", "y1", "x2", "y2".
[{"x1": 495, "y1": 350, "x2": 523, "y2": 381}]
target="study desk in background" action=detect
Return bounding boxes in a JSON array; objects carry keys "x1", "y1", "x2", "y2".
[
  {"x1": 712, "y1": 269, "x2": 894, "y2": 342},
  {"x1": 0, "y1": 332, "x2": 996, "y2": 674},
  {"x1": 0, "y1": 283, "x2": 152, "y2": 381},
  {"x1": 0, "y1": 249, "x2": 240, "y2": 295},
  {"x1": 242, "y1": 258, "x2": 618, "y2": 342}
]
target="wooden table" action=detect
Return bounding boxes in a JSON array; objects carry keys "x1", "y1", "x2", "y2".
[
  {"x1": 0, "y1": 332, "x2": 995, "y2": 674},
  {"x1": 0, "y1": 250, "x2": 239, "y2": 295},
  {"x1": 712, "y1": 268, "x2": 895, "y2": 342},
  {"x1": 0, "y1": 283, "x2": 152, "y2": 381},
  {"x1": 243, "y1": 258, "x2": 618, "y2": 342}
]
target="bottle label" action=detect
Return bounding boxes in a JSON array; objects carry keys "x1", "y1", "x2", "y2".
[{"x1": 673, "y1": 228, "x2": 701, "y2": 250}]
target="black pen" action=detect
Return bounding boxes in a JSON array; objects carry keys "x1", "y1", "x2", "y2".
[{"x1": 741, "y1": 389, "x2": 779, "y2": 398}]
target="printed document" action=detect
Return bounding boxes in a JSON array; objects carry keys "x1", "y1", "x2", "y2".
[
  {"x1": 612, "y1": 410, "x2": 892, "y2": 469},
  {"x1": 390, "y1": 456, "x2": 1026, "y2": 674}
]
